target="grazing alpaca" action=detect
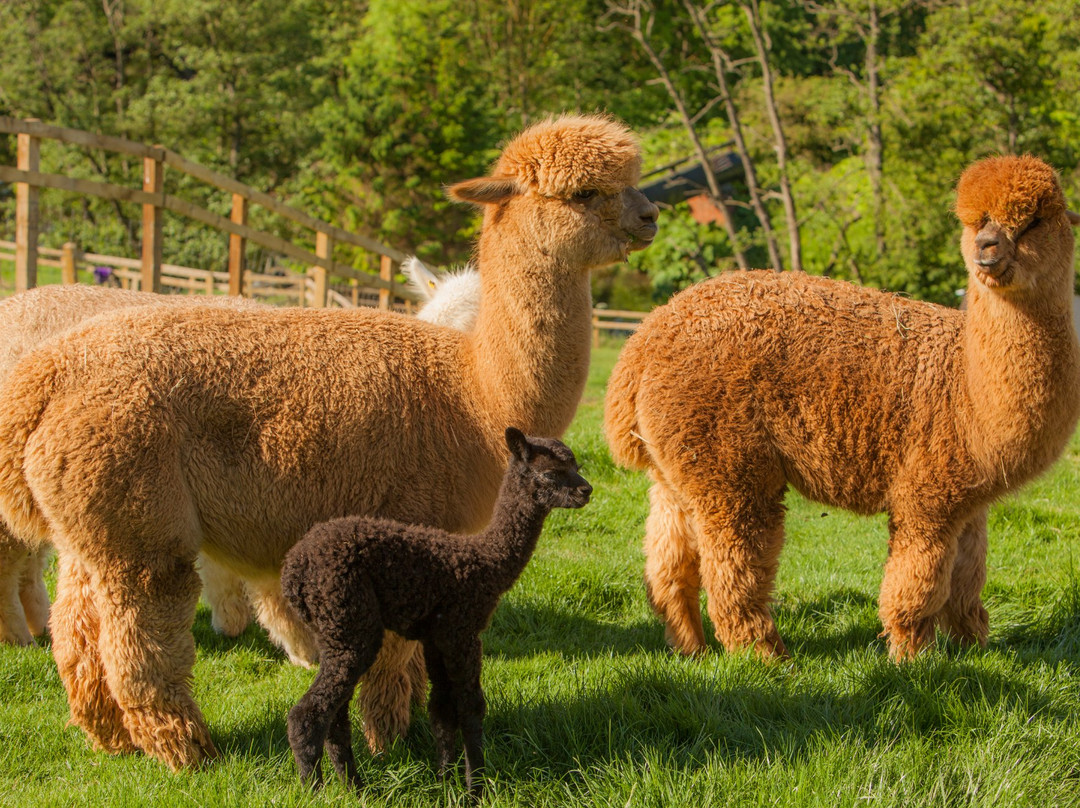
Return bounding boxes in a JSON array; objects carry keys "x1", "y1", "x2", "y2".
[
  {"x1": 403, "y1": 256, "x2": 482, "y2": 331},
  {"x1": 604, "y1": 154, "x2": 1080, "y2": 661},
  {"x1": 0, "y1": 114, "x2": 657, "y2": 769},
  {"x1": 282, "y1": 428, "x2": 591, "y2": 797},
  {"x1": 0, "y1": 260, "x2": 489, "y2": 652}
]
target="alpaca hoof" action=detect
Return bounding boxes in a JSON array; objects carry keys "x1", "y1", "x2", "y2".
[
  {"x1": 125, "y1": 709, "x2": 218, "y2": 770},
  {"x1": 0, "y1": 618, "x2": 35, "y2": 647},
  {"x1": 939, "y1": 605, "x2": 989, "y2": 648},
  {"x1": 209, "y1": 597, "x2": 253, "y2": 638},
  {"x1": 885, "y1": 618, "x2": 936, "y2": 661}
]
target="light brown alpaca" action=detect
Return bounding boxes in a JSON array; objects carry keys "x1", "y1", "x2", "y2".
[
  {"x1": 0, "y1": 114, "x2": 658, "y2": 770},
  {"x1": 604, "y1": 154, "x2": 1080, "y2": 661},
  {"x1": 0, "y1": 286, "x2": 260, "y2": 647}
]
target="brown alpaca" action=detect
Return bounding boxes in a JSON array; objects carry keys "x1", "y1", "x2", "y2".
[
  {"x1": 0, "y1": 114, "x2": 658, "y2": 770},
  {"x1": 0, "y1": 272, "x2": 487, "y2": 653},
  {"x1": 0, "y1": 285, "x2": 259, "y2": 647},
  {"x1": 282, "y1": 428, "x2": 591, "y2": 798},
  {"x1": 604, "y1": 154, "x2": 1080, "y2": 661}
]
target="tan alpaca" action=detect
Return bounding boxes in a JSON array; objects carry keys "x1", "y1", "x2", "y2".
[
  {"x1": 605, "y1": 154, "x2": 1080, "y2": 661},
  {"x1": 0, "y1": 266, "x2": 488, "y2": 653},
  {"x1": 0, "y1": 286, "x2": 262, "y2": 646},
  {"x1": 0, "y1": 114, "x2": 658, "y2": 770}
]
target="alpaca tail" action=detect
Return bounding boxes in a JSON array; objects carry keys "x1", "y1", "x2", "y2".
[
  {"x1": 0, "y1": 353, "x2": 62, "y2": 548},
  {"x1": 603, "y1": 336, "x2": 653, "y2": 471}
]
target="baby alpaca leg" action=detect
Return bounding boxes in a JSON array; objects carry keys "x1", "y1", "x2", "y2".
[
  {"x1": 289, "y1": 605, "x2": 381, "y2": 788},
  {"x1": 50, "y1": 552, "x2": 136, "y2": 754},
  {"x1": 693, "y1": 486, "x2": 788, "y2": 660},
  {"x1": 643, "y1": 476, "x2": 706, "y2": 655},
  {"x1": 423, "y1": 644, "x2": 460, "y2": 780},
  {"x1": 936, "y1": 509, "x2": 989, "y2": 647},
  {"x1": 878, "y1": 509, "x2": 960, "y2": 660},
  {"x1": 20, "y1": 546, "x2": 52, "y2": 637},
  {"x1": 359, "y1": 632, "x2": 421, "y2": 753},
  {"x1": 197, "y1": 555, "x2": 252, "y2": 638},
  {"x1": 323, "y1": 702, "x2": 360, "y2": 788},
  {"x1": 93, "y1": 553, "x2": 216, "y2": 769},
  {"x1": 0, "y1": 537, "x2": 33, "y2": 645},
  {"x1": 248, "y1": 575, "x2": 320, "y2": 667}
]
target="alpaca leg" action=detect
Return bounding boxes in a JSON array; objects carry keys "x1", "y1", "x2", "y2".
[
  {"x1": 92, "y1": 553, "x2": 217, "y2": 769},
  {"x1": 405, "y1": 642, "x2": 429, "y2": 707},
  {"x1": 688, "y1": 480, "x2": 788, "y2": 660},
  {"x1": 197, "y1": 554, "x2": 253, "y2": 638},
  {"x1": 248, "y1": 575, "x2": 319, "y2": 667},
  {"x1": 323, "y1": 702, "x2": 361, "y2": 789},
  {"x1": 50, "y1": 552, "x2": 136, "y2": 754},
  {"x1": 359, "y1": 632, "x2": 421, "y2": 753},
  {"x1": 423, "y1": 644, "x2": 459, "y2": 780},
  {"x1": 451, "y1": 638, "x2": 486, "y2": 799},
  {"x1": 0, "y1": 537, "x2": 33, "y2": 645},
  {"x1": 642, "y1": 476, "x2": 705, "y2": 655},
  {"x1": 936, "y1": 508, "x2": 989, "y2": 648},
  {"x1": 878, "y1": 510, "x2": 960, "y2": 661},
  {"x1": 289, "y1": 613, "x2": 379, "y2": 790},
  {"x1": 20, "y1": 546, "x2": 52, "y2": 637}
]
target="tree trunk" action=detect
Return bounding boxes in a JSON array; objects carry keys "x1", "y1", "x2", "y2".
[
  {"x1": 865, "y1": 0, "x2": 886, "y2": 257},
  {"x1": 741, "y1": 0, "x2": 802, "y2": 272},
  {"x1": 683, "y1": 0, "x2": 783, "y2": 271}
]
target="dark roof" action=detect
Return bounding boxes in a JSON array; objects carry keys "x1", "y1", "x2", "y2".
[{"x1": 640, "y1": 151, "x2": 744, "y2": 206}]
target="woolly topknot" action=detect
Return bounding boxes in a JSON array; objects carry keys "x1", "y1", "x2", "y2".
[
  {"x1": 493, "y1": 114, "x2": 642, "y2": 197},
  {"x1": 955, "y1": 154, "x2": 1066, "y2": 231}
]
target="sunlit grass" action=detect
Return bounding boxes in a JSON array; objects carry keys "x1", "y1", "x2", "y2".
[{"x1": 3, "y1": 342, "x2": 1080, "y2": 806}]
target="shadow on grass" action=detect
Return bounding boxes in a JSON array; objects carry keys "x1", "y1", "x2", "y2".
[{"x1": 191, "y1": 607, "x2": 292, "y2": 662}]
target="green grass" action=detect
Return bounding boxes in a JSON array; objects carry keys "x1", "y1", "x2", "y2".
[{"x1": 4, "y1": 341, "x2": 1080, "y2": 806}]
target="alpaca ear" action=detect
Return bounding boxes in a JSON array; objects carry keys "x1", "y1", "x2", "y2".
[
  {"x1": 448, "y1": 177, "x2": 519, "y2": 206},
  {"x1": 1067, "y1": 210, "x2": 1080, "y2": 227},
  {"x1": 505, "y1": 427, "x2": 531, "y2": 461}
]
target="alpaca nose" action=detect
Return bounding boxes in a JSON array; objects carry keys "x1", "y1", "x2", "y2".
[
  {"x1": 640, "y1": 200, "x2": 659, "y2": 225},
  {"x1": 975, "y1": 232, "x2": 999, "y2": 252}
]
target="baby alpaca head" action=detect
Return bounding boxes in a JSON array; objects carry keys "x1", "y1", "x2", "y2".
[
  {"x1": 504, "y1": 427, "x2": 592, "y2": 510},
  {"x1": 447, "y1": 114, "x2": 659, "y2": 271},
  {"x1": 955, "y1": 154, "x2": 1080, "y2": 299}
]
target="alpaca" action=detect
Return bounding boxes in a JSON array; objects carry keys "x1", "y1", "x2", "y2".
[
  {"x1": 0, "y1": 260, "x2": 487, "y2": 652},
  {"x1": 403, "y1": 256, "x2": 482, "y2": 331},
  {"x1": 282, "y1": 427, "x2": 591, "y2": 797},
  {"x1": 0, "y1": 113, "x2": 658, "y2": 769},
  {"x1": 604, "y1": 154, "x2": 1080, "y2": 661},
  {"x1": 0, "y1": 286, "x2": 260, "y2": 646}
]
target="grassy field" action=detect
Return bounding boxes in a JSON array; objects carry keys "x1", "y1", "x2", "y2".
[{"x1": 2, "y1": 341, "x2": 1080, "y2": 807}]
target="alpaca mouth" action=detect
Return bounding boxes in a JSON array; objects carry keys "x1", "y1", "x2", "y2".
[
  {"x1": 975, "y1": 263, "x2": 1014, "y2": 288},
  {"x1": 627, "y1": 224, "x2": 659, "y2": 251}
]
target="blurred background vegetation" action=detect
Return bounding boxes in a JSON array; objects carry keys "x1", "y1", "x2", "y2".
[{"x1": 1, "y1": 0, "x2": 1078, "y2": 309}]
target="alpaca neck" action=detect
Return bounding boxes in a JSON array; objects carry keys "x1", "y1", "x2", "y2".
[
  {"x1": 473, "y1": 472, "x2": 551, "y2": 591},
  {"x1": 961, "y1": 283, "x2": 1080, "y2": 482},
  {"x1": 465, "y1": 219, "x2": 594, "y2": 438}
]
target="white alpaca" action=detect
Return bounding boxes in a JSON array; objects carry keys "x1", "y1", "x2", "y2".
[{"x1": 403, "y1": 256, "x2": 482, "y2": 331}]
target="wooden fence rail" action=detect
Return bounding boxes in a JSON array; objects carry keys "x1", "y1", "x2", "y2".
[{"x1": 0, "y1": 116, "x2": 420, "y2": 306}]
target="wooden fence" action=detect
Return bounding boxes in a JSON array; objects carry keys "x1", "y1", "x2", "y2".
[
  {"x1": 0, "y1": 116, "x2": 419, "y2": 308},
  {"x1": 0, "y1": 117, "x2": 648, "y2": 338}
]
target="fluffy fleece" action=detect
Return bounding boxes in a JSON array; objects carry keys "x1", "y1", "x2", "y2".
[
  {"x1": 0, "y1": 286, "x2": 261, "y2": 646},
  {"x1": 604, "y1": 154, "x2": 1080, "y2": 661},
  {"x1": 0, "y1": 113, "x2": 658, "y2": 769},
  {"x1": 403, "y1": 256, "x2": 481, "y2": 332},
  {"x1": 282, "y1": 428, "x2": 591, "y2": 797}
]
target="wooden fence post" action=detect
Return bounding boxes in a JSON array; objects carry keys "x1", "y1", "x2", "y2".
[
  {"x1": 310, "y1": 230, "x2": 332, "y2": 308},
  {"x1": 61, "y1": 242, "x2": 79, "y2": 284},
  {"x1": 228, "y1": 193, "x2": 247, "y2": 296},
  {"x1": 379, "y1": 254, "x2": 393, "y2": 310},
  {"x1": 141, "y1": 147, "x2": 165, "y2": 293},
  {"x1": 14, "y1": 123, "x2": 40, "y2": 292}
]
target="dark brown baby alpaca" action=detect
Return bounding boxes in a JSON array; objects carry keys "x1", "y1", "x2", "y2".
[{"x1": 281, "y1": 428, "x2": 592, "y2": 797}]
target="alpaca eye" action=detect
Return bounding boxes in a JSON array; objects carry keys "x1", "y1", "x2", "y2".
[{"x1": 572, "y1": 189, "x2": 598, "y2": 202}]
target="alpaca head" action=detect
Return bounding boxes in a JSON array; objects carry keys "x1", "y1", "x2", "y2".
[
  {"x1": 402, "y1": 256, "x2": 482, "y2": 331},
  {"x1": 504, "y1": 427, "x2": 592, "y2": 510},
  {"x1": 955, "y1": 154, "x2": 1080, "y2": 299},
  {"x1": 447, "y1": 115, "x2": 659, "y2": 271}
]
